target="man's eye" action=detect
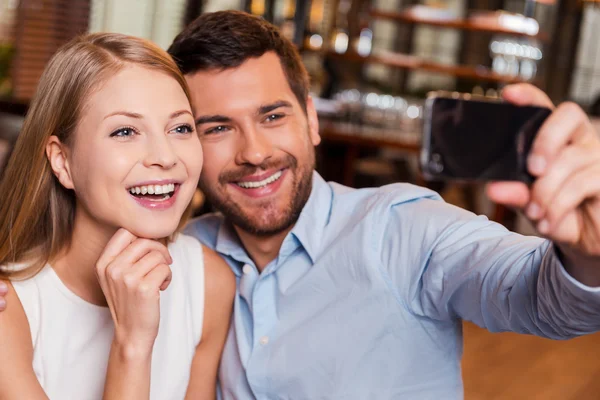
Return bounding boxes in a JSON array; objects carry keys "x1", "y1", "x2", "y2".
[
  {"x1": 265, "y1": 114, "x2": 284, "y2": 123},
  {"x1": 110, "y1": 127, "x2": 137, "y2": 137},
  {"x1": 205, "y1": 125, "x2": 230, "y2": 135},
  {"x1": 171, "y1": 124, "x2": 194, "y2": 134}
]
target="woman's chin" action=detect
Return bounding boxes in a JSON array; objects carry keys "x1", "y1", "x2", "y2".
[{"x1": 126, "y1": 224, "x2": 179, "y2": 240}]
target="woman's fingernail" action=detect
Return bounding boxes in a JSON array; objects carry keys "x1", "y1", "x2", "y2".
[
  {"x1": 528, "y1": 155, "x2": 546, "y2": 175},
  {"x1": 537, "y1": 219, "x2": 550, "y2": 234},
  {"x1": 0, "y1": 281, "x2": 7, "y2": 294},
  {"x1": 0, "y1": 298, "x2": 6, "y2": 310},
  {"x1": 526, "y1": 203, "x2": 541, "y2": 219}
]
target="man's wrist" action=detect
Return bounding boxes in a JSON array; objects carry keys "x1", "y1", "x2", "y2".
[{"x1": 556, "y1": 244, "x2": 600, "y2": 288}]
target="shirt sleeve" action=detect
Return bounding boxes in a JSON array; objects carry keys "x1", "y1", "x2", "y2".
[{"x1": 377, "y1": 194, "x2": 600, "y2": 339}]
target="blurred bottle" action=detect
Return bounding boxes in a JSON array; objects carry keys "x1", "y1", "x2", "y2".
[{"x1": 354, "y1": 27, "x2": 373, "y2": 57}]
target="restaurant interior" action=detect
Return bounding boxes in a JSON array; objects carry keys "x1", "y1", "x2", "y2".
[{"x1": 1, "y1": 0, "x2": 600, "y2": 398}]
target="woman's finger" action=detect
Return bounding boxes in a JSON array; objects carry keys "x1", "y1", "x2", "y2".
[
  {"x1": 121, "y1": 251, "x2": 170, "y2": 289},
  {"x1": 138, "y1": 264, "x2": 172, "y2": 298},
  {"x1": 96, "y1": 229, "x2": 137, "y2": 282},
  {"x1": 109, "y1": 239, "x2": 172, "y2": 271}
]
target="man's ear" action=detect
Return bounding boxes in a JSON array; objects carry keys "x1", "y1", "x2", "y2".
[
  {"x1": 46, "y1": 136, "x2": 74, "y2": 190},
  {"x1": 305, "y1": 96, "x2": 321, "y2": 146}
]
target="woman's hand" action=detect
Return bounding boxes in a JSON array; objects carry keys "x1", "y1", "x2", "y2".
[{"x1": 96, "y1": 228, "x2": 173, "y2": 356}]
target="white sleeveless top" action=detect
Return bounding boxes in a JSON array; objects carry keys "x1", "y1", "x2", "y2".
[{"x1": 10, "y1": 234, "x2": 205, "y2": 400}]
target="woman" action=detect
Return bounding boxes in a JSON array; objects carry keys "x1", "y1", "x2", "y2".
[{"x1": 0, "y1": 33, "x2": 234, "y2": 399}]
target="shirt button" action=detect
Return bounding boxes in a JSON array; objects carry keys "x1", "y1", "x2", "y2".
[
  {"x1": 259, "y1": 336, "x2": 269, "y2": 345},
  {"x1": 242, "y1": 264, "x2": 253, "y2": 274}
]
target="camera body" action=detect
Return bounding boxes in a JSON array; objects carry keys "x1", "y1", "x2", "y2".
[{"x1": 420, "y1": 91, "x2": 552, "y2": 183}]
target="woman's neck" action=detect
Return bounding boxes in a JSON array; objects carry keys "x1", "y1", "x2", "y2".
[{"x1": 52, "y1": 207, "x2": 117, "y2": 307}]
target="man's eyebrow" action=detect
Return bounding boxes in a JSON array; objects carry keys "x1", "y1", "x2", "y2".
[
  {"x1": 258, "y1": 100, "x2": 293, "y2": 115},
  {"x1": 193, "y1": 101, "x2": 292, "y2": 125},
  {"x1": 194, "y1": 115, "x2": 233, "y2": 125}
]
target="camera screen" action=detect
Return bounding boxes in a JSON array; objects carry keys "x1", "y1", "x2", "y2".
[{"x1": 422, "y1": 97, "x2": 552, "y2": 182}]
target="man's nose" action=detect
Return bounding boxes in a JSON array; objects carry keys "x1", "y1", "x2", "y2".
[{"x1": 235, "y1": 126, "x2": 274, "y2": 166}]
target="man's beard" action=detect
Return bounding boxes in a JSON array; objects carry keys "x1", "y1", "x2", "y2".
[{"x1": 199, "y1": 152, "x2": 314, "y2": 237}]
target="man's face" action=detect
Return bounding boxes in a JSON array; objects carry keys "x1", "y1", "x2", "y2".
[{"x1": 186, "y1": 52, "x2": 320, "y2": 236}]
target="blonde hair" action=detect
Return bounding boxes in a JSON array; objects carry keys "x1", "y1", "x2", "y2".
[{"x1": 0, "y1": 33, "x2": 194, "y2": 279}]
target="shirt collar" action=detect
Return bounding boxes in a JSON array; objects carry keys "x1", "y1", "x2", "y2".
[
  {"x1": 289, "y1": 172, "x2": 333, "y2": 263},
  {"x1": 215, "y1": 220, "x2": 254, "y2": 273},
  {"x1": 214, "y1": 171, "x2": 333, "y2": 271}
]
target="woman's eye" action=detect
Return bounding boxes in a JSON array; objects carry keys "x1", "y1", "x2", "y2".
[
  {"x1": 171, "y1": 124, "x2": 194, "y2": 134},
  {"x1": 110, "y1": 127, "x2": 137, "y2": 138}
]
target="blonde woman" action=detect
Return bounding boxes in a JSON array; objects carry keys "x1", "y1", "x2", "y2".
[{"x1": 0, "y1": 33, "x2": 234, "y2": 399}]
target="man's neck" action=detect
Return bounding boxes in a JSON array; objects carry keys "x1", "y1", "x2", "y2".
[{"x1": 234, "y1": 225, "x2": 294, "y2": 272}]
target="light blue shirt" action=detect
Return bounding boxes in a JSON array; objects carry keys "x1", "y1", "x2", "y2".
[{"x1": 184, "y1": 172, "x2": 600, "y2": 399}]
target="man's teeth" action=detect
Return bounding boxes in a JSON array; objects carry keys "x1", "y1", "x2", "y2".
[
  {"x1": 129, "y1": 183, "x2": 176, "y2": 195},
  {"x1": 236, "y1": 171, "x2": 282, "y2": 189}
]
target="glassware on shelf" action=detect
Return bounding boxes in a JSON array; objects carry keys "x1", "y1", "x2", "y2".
[
  {"x1": 330, "y1": 89, "x2": 424, "y2": 145},
  {"x1": 355, "y1": 28, "x2": 373, "y2": 57},
  {"x1": 489, "y1": 36, "x2": 542, "y2": 81}
]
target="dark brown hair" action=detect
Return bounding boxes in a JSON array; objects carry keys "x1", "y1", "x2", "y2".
[{"x1": 168, "y1": 10, "x2": 310, "y2": 113}]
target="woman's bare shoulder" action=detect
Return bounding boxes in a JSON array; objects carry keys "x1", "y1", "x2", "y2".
[
  {"x1": 0, "y1": 280, "x2": 48, "y2": 398},
  {"x1": 201, "y1": 246, "x2": 235, "y2": 296}
]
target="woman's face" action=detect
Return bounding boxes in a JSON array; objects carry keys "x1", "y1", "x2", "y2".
[{"x1": 59, "y1": 65, "x2": 202, "y2": 239}]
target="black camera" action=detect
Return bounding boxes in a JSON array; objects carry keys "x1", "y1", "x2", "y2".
[{"x1": 420, "y1": 92, "x2": 552, "y2": 183}]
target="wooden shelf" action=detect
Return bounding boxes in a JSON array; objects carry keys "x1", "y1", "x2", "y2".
[
  {"x1": 0, "y1": 98, "x2": 29, "y2": 116},
  {"x1": 370, "y1": 9, "x2": 548, "y2": 41},
  {"x1": 320, "y1": 123, "x2": 511, "y2": 224},
  {"x1": 320, "y1": 123, "x2": 421, "y2": 153},
  {"x1": 328, "y1": 50, "x2": 535, "y2": 85}
]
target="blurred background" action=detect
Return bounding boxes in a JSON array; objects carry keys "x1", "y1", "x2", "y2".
[{"x1": 1, "y1": 0, "x2": 600, "y2": 398}]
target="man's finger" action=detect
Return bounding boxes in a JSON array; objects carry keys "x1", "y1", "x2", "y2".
[
  {"x1": 538, "y1": 164, "x2": 600, "y2": 234},
  {"x1": 502, "y1": 83, "x2": 555, "y2": 109},
  {"x1": 486, "y1": 181, "x2": 530, "y2": 209},
  {"x1": 528, "y1": 103, "x2": 590, "y2": 177},
  {"x1": 529, "y1": 144, "x2": 600, "y2": 220}
]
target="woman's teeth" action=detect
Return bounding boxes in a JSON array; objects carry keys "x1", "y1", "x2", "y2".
[
  {"x1": 129, "y1": 183, "x2": 176, "y2": 195},
  {"x1": 236, "y1": 170, "x2": 282, "y2": 189}
]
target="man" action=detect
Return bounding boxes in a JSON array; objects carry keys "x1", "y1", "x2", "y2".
[{"x1": 3, "y1": 10, "x2": 600, "y2": 399}]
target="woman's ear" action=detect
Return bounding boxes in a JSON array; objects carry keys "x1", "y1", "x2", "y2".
[{"x1": 46, "y1": 136, "x2": 74, "y2": 190}]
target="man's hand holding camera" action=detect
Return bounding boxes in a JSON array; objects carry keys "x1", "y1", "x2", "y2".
[{"x1": 488, "y1": 84, "x2": 600, "y2": 285}]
